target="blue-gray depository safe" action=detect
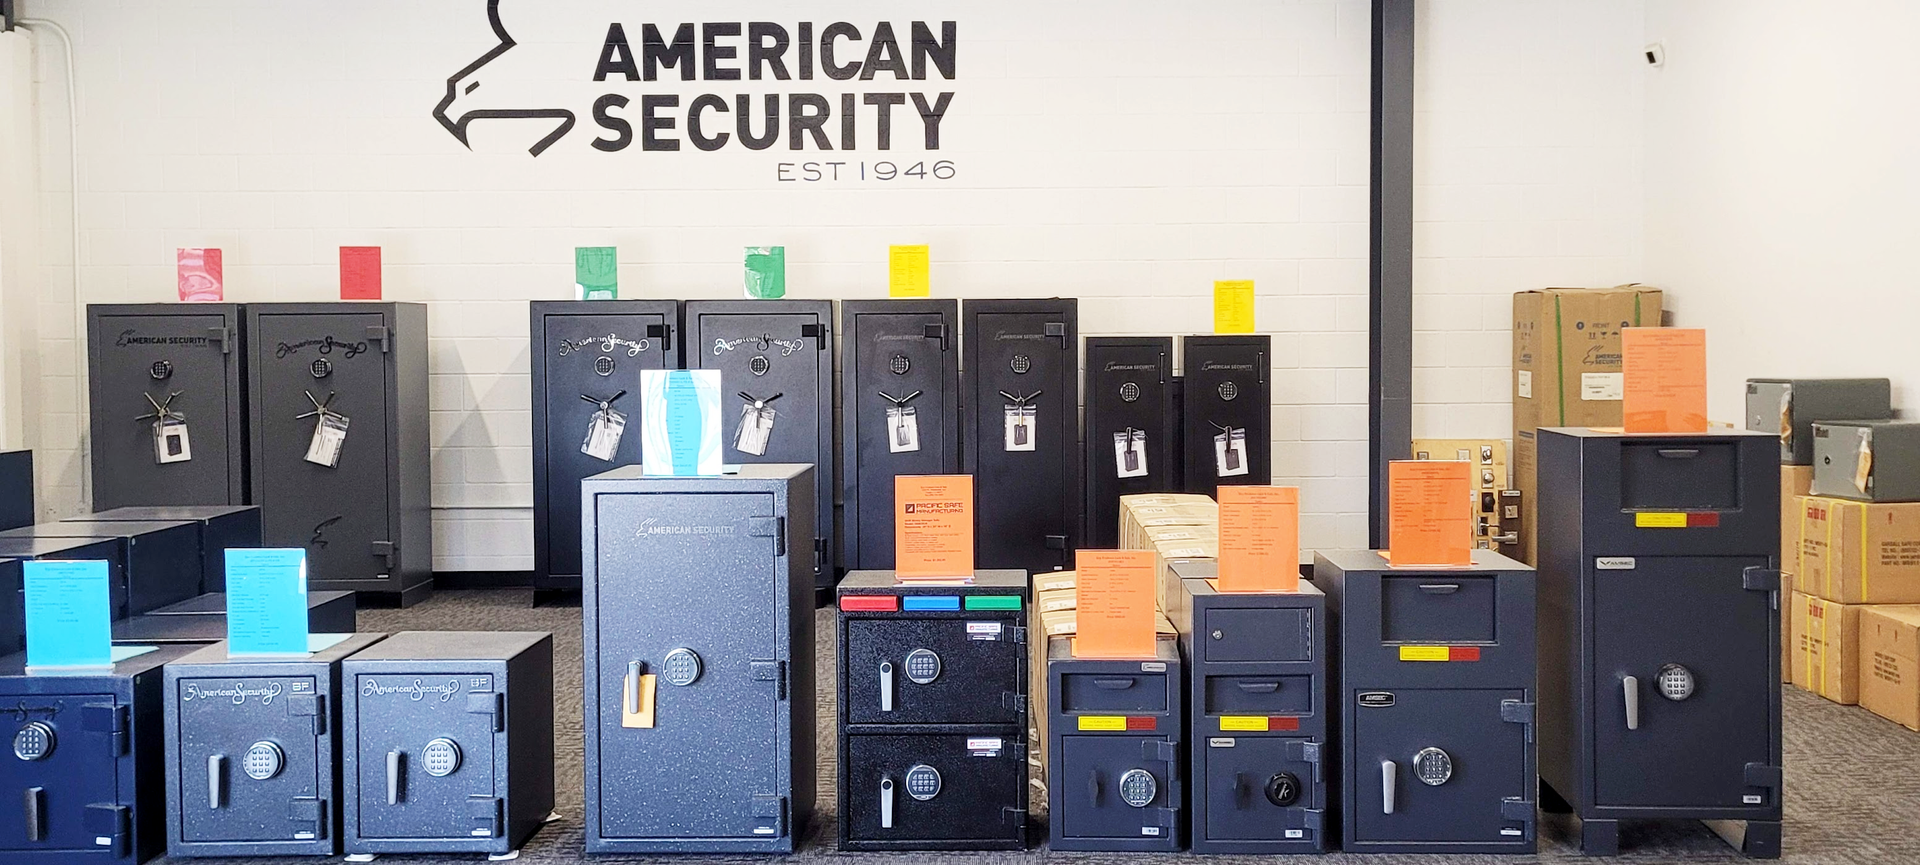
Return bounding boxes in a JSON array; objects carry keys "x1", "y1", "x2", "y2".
[{"x1": 1046, "y1": 634, "x2": 1182, "y2": 852}]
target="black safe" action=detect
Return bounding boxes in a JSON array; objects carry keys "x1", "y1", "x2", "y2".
[
  {"x1": 684, "y1": 301, "x2": 836, "y2": 589},
  {"x1": 111, "y1": 591, "x2": 357, "y2": 646},
  {"x1": 1315, "y1": 549, "x2": 1539, "y2": 853},
  {"x1": 0, "y1": 558, "x2": 18, "y2": 654},
  {"x1": 78, "y1": 505, "x2": 261, "y2": 594},
  {"x1": 529, "y1": 300, "x2": 680, "y2": 595},
  {"x1": 961, "y1": 299, "x2": 1080, "y2": 575},
  {"x1": 836, "y1": 570, "x2": 1030, "y2": 851},
  {"x1": 0, "y1": 643, "x2": 198, "y2": 864},
  {"x1": 1165, "y1": 560, "x2": 1330, "y2": 854},
  {"x1": 1046, "y1": 636, "x2": 1183, "y2": 852},
  {"x1": 86, "y1": 303, "x2": 249, "y2": 510},
  {"x1": 1744, "y1": 377, "x2": 1891, "y2": 465},
  {"x1": 1083, "y1": 338, "x2": 1178, "y2": 549},
  {"x1": 839, "y1": 300, "x2": 960, "y2": 573},
  {"x1": 0, "y1": 521, "x2": 201, "y2": 619},
  {"x1": 246, "y1": 303, "x2": 432, "y2": 605},
  {"x1": 0, "y1": 537, "x2": 125, "y2": 623},
  {"x1": 1181, "y1": 335, "x2": 1271, "y2": 496},
  {"x1": 579, "y1": 466, "x2": 817, "y2": 854},
  {"x1": 1536, "y1": 427, "x2": 1782, "y2": 858},
  {"x1": 163, "y1": 632, "x2": 388, "y2": 857},
  {"x1": 340, "y1": 631, "x2": 555, "y2": 857},
  {"x1": 0, "y1": 450, "x2": 31, "y2": 532}
]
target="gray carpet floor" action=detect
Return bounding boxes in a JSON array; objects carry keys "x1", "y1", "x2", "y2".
[{"x1": 155, "y1": 589, "x2": 1920, "y2": 863}]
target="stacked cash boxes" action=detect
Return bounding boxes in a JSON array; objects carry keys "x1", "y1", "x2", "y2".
[
  {"x1": 836, "y1": 571, "x2": 1030, "y2": 851},
  {"x1": 1045, "y1": 635, "x2": 1182, "y2": 852},
  {"x1": 1315, "y1": 550, "x2": 1539, "y2": 853}
]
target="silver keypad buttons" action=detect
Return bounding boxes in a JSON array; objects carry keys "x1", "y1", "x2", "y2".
[
  {"x1": 421, "y1": 738, "x2": 463, "y2": 777},
  {"x1": 904, "y1": 649, "x2": 941, "y2": 685},
  {"x1": 243, "y1": 741, "x2": 285, "y2": 780},
  {"x1": 905, "y1": 764, "x2": 942, "y2": 800},
  {"x1": 1119, "y1": 769, "x2": 1157, "y2": 807},
  {"x1": 662, "y1": 648, "x2": 703, "y2": 686},
  {"x1": 12, "y1": 722, "x2": 54, "y2": 761}
]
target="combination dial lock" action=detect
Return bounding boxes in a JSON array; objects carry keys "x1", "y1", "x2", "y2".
[{"x1": 1265, "y1": 772, "x2": 1301, "y2": 806}]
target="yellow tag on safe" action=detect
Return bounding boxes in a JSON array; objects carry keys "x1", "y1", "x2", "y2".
[
  {"x1": 1078, "y1": 716, "x2": 1127, "y2": 731},
  {"x1": 1635, "y1": 512, "x2": 1687, "y2": 528},
  {"x1": 1399, "y1": 646, "x2": 1450, "y2": 661},
  {"x1": 1220, "y1": 716, "x2": 1269, "y2": 732},
  {"x1": 622, "y1": 673, "x2": 657, "y2": 729}
]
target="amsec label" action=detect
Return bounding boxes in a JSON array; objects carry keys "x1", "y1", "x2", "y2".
[
  {"x1": 361, "y1": 678, "x2": 463, "y2": 702},
  {"x1": 1357, "y1": 691, "x2": 1395, "y2": 708},
  {"x1": 116, "y1": 329, "x2": 211, "y2": 348}
]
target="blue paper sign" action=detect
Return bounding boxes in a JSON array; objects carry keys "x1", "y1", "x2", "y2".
[
  {"x1": 225, "y1": 548, "x2": 310, "y2": 655},
  {"x1": 24, "y1": 560, "x2": 113, "y2": 668},
  {"x1": 642, "y1": 369, "x2": 723, "y2": 475}
]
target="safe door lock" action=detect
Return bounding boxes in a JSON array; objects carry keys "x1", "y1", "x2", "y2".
[
  {"x1": 1412, "y1": 747, "x2": 1454, "y2": 786},
  {"x1": 421, "y1": 738, "x2": 463, "y2": 777},
  {"x1": 662, "y1": 648, "x2": 703, "y2": 686},
  {"x1": 904, "y1": 649, "x2": 942, "y2": 685},
  {"x1": 1265, "y1": 772, "x2": 1301, "y2": 807},
  {"x1": 905, "y1": 764, "x2": 942, "y2": 801},
  {"x1": 1119, "y1": 769, "x2": 1157, "y2": 808},
  {"x1": 12, "y1": 722, "x2": 54, "y2": 761},
  {"x1": 1658, "y1": 663, "x2": 1696, "y2": 701},
  {"x1": 242, "y1": 741, "x2": 285, "y2": 780}
]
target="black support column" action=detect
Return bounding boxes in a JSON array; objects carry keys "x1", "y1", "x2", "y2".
[{"x1": 1369, "y1": 0, "x2": 1415, "y2": 547}]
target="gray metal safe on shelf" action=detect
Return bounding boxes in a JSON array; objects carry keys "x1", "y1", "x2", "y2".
[
  {"x1": 112, "y1": 591, "x2": 357, "y2": 646},
  {"x1": 246, "y1": 303, "x2": 432, "y2": 605},
  {"x1": 1315, "y1": 549, "x2": 1538, "y2": 854},
  {"x1": 0, "y1": 643, "x2": 198, "y2": 864},
  {"x1": 1084, "y1": 337, "x2": 1178, "y2": 549},
  {"x1": 1046, "y1": 636, "x2": 1182, "y2": 852},
  {"x1": 1181, "y1": 335, "x2": 1270, "y2": 496},
  {"x1": 79, "y1": 504, "x2": 261, "y2": 593},
  {"x1": 1812, "y1": 420, "x2": 1920, "y2": 502},
  {"x1": 163, "y1": 632, "x2": 387, "y2": 857},
  {"x1": 340, "y1": 631, "x2": 555, "y2": 857},
  {"x1": 0, "y1": 536, "x2": 126, "y2": 620},
  {"x1": 0, "y1": 521, "x2": 202, "y2": 620},
  {"x1": 684, "y1": 301, "x2": 835, "y2": 589},
  {"x1": 1165, "y1": 560, "x2": 1329, "y2": 854},
  {"x1": 840, "y1": 300, "x2": 960, "y2": 573},
  {"x1": 1536, "y1": 427, "x2": 1782, "y2": 858},
  {"x1": 579, "y1": 465, "x2": 816, "y2": 854},
  {"x1": 529, "y1": 300, "x2": 680, "y2": 595},
  {"x1": 962, "y1": 299, "x2": 1079, "y2": 575},
  {"x1": 87, "y1": 303, "x2": 248, "y2": 510},
  {"x1": 1744, "y1": 378, "x2": 1891, "y2": 465}
]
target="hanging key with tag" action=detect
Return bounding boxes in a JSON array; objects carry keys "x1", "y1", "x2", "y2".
[
  {"x1": 297, "y1": 390, "x2": 351, "y2": 468},
  {"x1": 880, "y1": 389, "x2": 923, "y2": 454},
  {"x1": 1214, "y1": 423, "x2": 1249, "y2": 477},
  {"x1": 1114, "y1": 427, "x2": 1148, "y2": 478},
  {"x1": 734, "y1": 391, "x2": 781, "y2": 456},
  {"x1": 579, "y1": 390, "x2": 629, "y2": 462},
  {"x1": 138, "y1": 391, "x2": 193, "y2": 465},
  {"x1": 1001, "y1": 390, "x2": 1040, "y2": 452}
]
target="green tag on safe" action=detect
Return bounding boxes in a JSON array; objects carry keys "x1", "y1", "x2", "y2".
[
  {"x1": 744, "y1": 246, "x2": 786, "y2": 299},
  {"x1": 576, "y1": 246, "x2": 618, "y2": 300}
]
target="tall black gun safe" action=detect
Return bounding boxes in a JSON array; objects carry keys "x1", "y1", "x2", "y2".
[
  {"x1": 1046, "y1": 635, "x2": 1182, "y2": 852},
  {"x1": 962, "y1": 299, "x2": 1079, "y2": 575},
  {"x1": 579, "y1": 465, "x2": 816, "y2": 854},
  {"x1": 1166, "y1": 559, "x2": 1329, "y2": 854},
  {"x1": 162, "y1": 632, "x2": 387, "y2": 857},
  {"x1": 1536, "y1": 427, "x2": 1782, "y2": 858},
  {"x1": 529, "y1": 300, "x2": 680, "y2": 595},
  {"x1": 836, "y1": 570, "x2": 1030, "y2": 851},
  {"x1": 0, "y1": 559, "x2": 18, "y2": 654},
  {"x1": 86, "y1": 303, "x2": 248, "y2": 510},
  {"x1": 79, "y1": 505, "x2": 261, "y2": 593},
  {"x1": 1181, "y1": 335, "x2": 1270, "y2": 496},
  {"x1": 1315, "y1": 549, "x2": 1538, "y2": 853},
  {"x1": 340, "y1": 631, "x2": 555, "y2": 858},
  {"x1": 0, "y1": 643, "x2": 198, "y2": 864},
  {"x1": 246, "y1": 303, "x2": 432, "y2": 606},
  {"x1": 0, "y1": 450, "x2": 33, "y2": 531},
  {"x1": 840, "y1": 300, "x2": 960, "y2": 573},
  {"x1": 1744, "y1": 378, "x2": 1891, "y2": 464},
  {"x1": 1084, "y1": 338, "x2": 1178, "y2": 549},
  {"x1": 684, "y1": 301, "x2": 835, "y2": 590}
]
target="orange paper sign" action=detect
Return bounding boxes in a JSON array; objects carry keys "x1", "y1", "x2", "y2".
[
  {"x1": 1388, "y1": 461, "x2": 1473, "y2": 567},
  {"x1": 1074, "y1": 549, "x2": 1157, "y2": 659},
  {"x1": 894, "y1": 475, "x2": 974, "y2": 579},
  {"x1": 1623, "y1": 327, "x2": 1708, "y2": 433},
  {"x1": 1217, "y1": 486, "x2": 1301, "y2": 592}
]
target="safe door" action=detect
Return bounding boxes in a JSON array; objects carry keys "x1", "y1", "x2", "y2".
[
  {"x1": 844, "y1": 733, "x2": 1026, "y2": 844},
  {"x1": 251, "y1": 311, "x2": 393, "y2": 586},
  {"x1": 844, "y1": 618, "x2": 1024, "y2": 727},
  {"x1": 1202, "y1": 737, "x2": 1320, "y2": 842},
  {"x1": 176, "y1": 676, "x2": 325, "y2": 843},
  {"x1": 1182, "y1": 335, "x2": 1270, "y2": 495},
  {"x1": 89, "y1": 307, "x2": 243, "y2": 509},
  {"x1": 1351, "y1": 689, "x2": 1530, "y2": 844},
  {"x1": 0, "y1": 695, "x2": 123, "y2": 853},
  {"x1": 1083, "y1": 338, "x2": 1176, "y2": 549},
  {"x1": 963, "y1": 302, "x2": 1078, "y2": 573},
  {"x1": 1592, "y1": 556, "x2": 1775, "y2": 809},
  {"x1": 1059, "y1": 736, "x2": 1176, "y2": 841},
  {"x1": 353, "y1": 672, "x2": 500, "y2": 840},
  {"x1": 841, "y1": 302, "x2": 958, "y2": 573},
  {"x1": 535, "y1": 305, "x2": 676, "y2": 585},
  {"x1": 592, "y1": 490, "x2": 784, "y2": 841}
]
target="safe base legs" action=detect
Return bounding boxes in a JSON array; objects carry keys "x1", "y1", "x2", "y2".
[{"x1": 1578, "y1": 817, "x2": 1620, "y2": 856}]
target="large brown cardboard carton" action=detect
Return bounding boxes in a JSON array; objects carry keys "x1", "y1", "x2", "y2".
[
  {"x1": 1781, "y1": 589, "x2": 1794, "y2": 684},
  {"x1": 1514, "y1": 431, "x2": 1538, "y2": 564},
  {"x1": 1512, "y1": 285, "x2": 1665, "y2": 434},
  {"x1": 1798, "y1": 496, "x2": 1920, "y2": 604},
  {"x1": 1790, "y1": 592, "x2": 1861, "y2": 704},
  {"x1": 1782, "y1": 467, "x2": 1813, "y2": 588},
  {"x1": 1859, "y1": 605, "x2": 1920, "y2": 731}
]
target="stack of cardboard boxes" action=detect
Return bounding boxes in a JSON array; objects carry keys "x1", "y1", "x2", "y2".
[
  {"x1": 1511, "y1": 286, "x2": 1665, "y2": 564},
  {"x1": 1791, "y1": 494, "x2": 1920, "y2": 729}
]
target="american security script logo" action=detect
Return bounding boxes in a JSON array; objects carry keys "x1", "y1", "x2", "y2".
[
  {"x1": 311, "y1": 516, "x2": 343, "y2": 549},
  {"x1": 182, "y1": 681, "x2": 284, "y2": 706},
  {"x1": 434, "y1": 0, "x2": 576, "y2": 156},
  {"x1": 362, "y1": 678, "x2": 463, "y2": 702}
]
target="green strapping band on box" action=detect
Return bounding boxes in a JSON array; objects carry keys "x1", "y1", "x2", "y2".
[
  {"x1": 1553, "y1": 295, "x2": 1567, "y2": 427},
  {"x1": 965, "y1": 596, "x2": 1022, "y2": 611}
]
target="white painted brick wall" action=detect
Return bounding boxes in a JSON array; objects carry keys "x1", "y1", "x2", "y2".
[{"x1": 8, "y1": 0, "x2": 1645, "y2": 569}]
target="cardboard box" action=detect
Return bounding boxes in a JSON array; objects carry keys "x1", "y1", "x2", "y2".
[
  {"x1": 1033, "y1": 570, "x2": 1078, "y2": 594},
  {"x1": 1781, "y1": 589, "x2": 1794, "y2": 684},
  {"x1": 1790, "y1": 592, "x2": 1862, "y2": 704},
  {"x1": 1034, "y1": 586, "x2": 1078, "y2": 614},
  {"x1": 1119, "y1": 495, "x2": 1218, "y2": 551},
  {"x1": 1037, "y1": 609, "x2": 1176, "y2": 638},
  {"x1": 1782, "y1": 467, "x2": 1813, "y2": 585},
  {"x1": 1513, "y1": 431, "x2": 1538, "y2": 564},
  {"x1": 1798, "y1": 496, "x2": 1920, "y2": 604},
  {"x1": 1859, "y1": 605, "x2": 1920, "y2": 731}
]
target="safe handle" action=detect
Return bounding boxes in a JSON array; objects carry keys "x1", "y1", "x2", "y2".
[
  {"x1": 1235, "y1": 680, "x2": 1281, "y2": 694},
  {"x1": 208, "y1": 754, "x2": 226, "y2": 809},
  {"x1": 387, "y1": 750, "x2": 404, "y2": 805},
  {"x1": 1418, "y1": 583, "x2": 1461, "y2": 595},
  {"x1": 1381, "y1": 760, "x2": 1397, "y2": 814},
  {"x1": 1623, "y1": 675, "x2": 1641, "y2": 730},
  {"x1": 879, "y1": 777, "x2": 895, "y2": 829},
  {"x1": 1657, "y1": 448, "x2": 1700, "y2": 459},
  {"x1": 624, "y1": 660, "x2": 641, "y2": 714},
  {"x1": 1092, "y1": 677, "x2": 1136, "y2": 690},
  {"x1": 23, "y1": 787, "x2": 44, "y2": 842},
  {"x1": 1087, "y1": 769, "x2": 1103, "y2": 804},
  {"x1": 879, "y1": 661, "x2": 895, "y2": 712}
]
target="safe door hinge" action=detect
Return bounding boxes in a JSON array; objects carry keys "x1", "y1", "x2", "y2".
[
  {"x1": 1285, "y1": 739, "x2": 1323, "y2": 782},
  {"x1": 207, "y1": 325, "x2": 233, "y2": 355},
  {"x1": 1501, "y1": 699, "x2": 1537, "y2": 743},
  {"x1": 467, "y1": 692, "x2": 505, "y2": 732},
  {"x1": 1147, "y1": 739, "x2": 1179, "y2": 762},
  {"x1": 751, "y1": 660, "x2": 787, "y2": 700},
  {"x1": 366, "y1": 325, "x2": 390, "y2": 353},
  {"x1": 923, "y1": 322, "x2": 950, "y2": 350},
  {"x1": 751, "y1": 793, "x2": 787, "y2": 837},
  {"x1": 801, "y1": 323, "x2": 829, "y2": 348},
  {"x1": 83, "y1": 803, "x2": 130, "y2": 855},
  {"x1": 1151, "y1": 806, "x2": 1178, "y2": 828},
  {"x1": 1001, "y1": 692, "x2": 1027, "y2": 713},
  {"x1": 1502, "y1": 797, "x2": 1536, "y2": 823},
  {"x1": 1010, "y1": 625, "x2": 1028, "y2": 645},
  {"x1": 1044, "y1": 535, "x2": 1068, "y2": 551},
  {"x1": 1743, "y1": 567, "x2": 1783, "y2": 593},
  {"x1": 288, "y1": 693, "x2": 326, "y2": 736},
  {"x1": 747, "y1": 516, "x2": 786, "y2": 557},
  {"x1": 1002, "y1": 806, "x2": 1028, "y2": 829},
  {"x1": 812, "y1": 536, "x2": 825, "y2": 574},
  {"x1": 645, "y1": 323, "x2": 673, "y2": 353},
  {"x1": 288, "y1": 797, "x2": 327, "y2": 838},
  {"x1": 1044, "y1": 321, "x2": 1067, "y2": 345},
  {"x1": 371, "y1": 541, "x2": 396, "y2": 570},
  {"x1": 82, "y1": 703, "x2": 129, "y2": 756},
  {"x1": 1745, "y1": 762, "x2": 1783, "y2": 790},
  {"x1": 467, "y1": 795, "x2": 503, "y2": 837}
]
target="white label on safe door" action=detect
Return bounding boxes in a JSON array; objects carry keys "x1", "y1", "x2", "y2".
[
  {"x1": 734, "y1": 404, "x2": 775, "y2": 455},
  {"x1": 966, "y1": 622, "x2": 1003, "y2": 641},
  {"x1": 1517, "y1": 370, "x2": 1533, "y2": 399},
  {"x1": 1208, "y1": 738, "x2": 1236, "y2": 748},
  {"x1": 581, "y1": 408, "x2": 627, "y2": 462},
  {"x1": 1285, "y1": 829, "x2": 1306, "y2": 839},
  {"x1": 1214, "y1": 427, "x2": 1249, "y2": 477},
  {"x1": 1141, "y1": 827, "x2": 1161, "y2": 836},
  {"x1": 887, "y1": 406, "x2": 921, "y2": 453},
  {"x1": 1502, "y1": 828, "x2": 1524, "y2": 836},
  {"x1": 1596, "y1": 557, "x2": 1637, "y2": 570},
  {"x1": 967, "y1": 737, "x2": 1003, "y2": 756},
  {"x1": 1141, "y1": 662, "x2": 1166, "y2": 672},
  {"x1": 1743, "y1": 794, "x2": 1763, "y2": 804},
  {"x1": 1113, "y1": 430, "x2": 1148, "y2": 478},
  {"x1": 1004, "y1": 405, "x2": 1036, "y2": 451},
  {"x1": 1582, "y1": 372, "x2": 1624, "y2": 401},
  {"x1": 156, "y1": 418, "x2": 192, "y2": 464},
  {"x1": 304, "y1": 413, "x2": 349, "y2": 467}
]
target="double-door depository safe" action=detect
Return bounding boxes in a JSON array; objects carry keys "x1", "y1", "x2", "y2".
[
  {"x1": 1046, "y1": 635, "x2": 1182, "y2": 852},
  {"x1": 1166, "y1": 559, "x2": 1330, "y2": 854},
  {"x1": 1537, "y1": 427, "x2": 1783, "y2": 858},
  {"x1": 1316, "y1": 549, "x2": 1539, "y2": 853},
  {"x1": 837, "y1": 570, "x2": 1030, "y2": 851},
  {"x1": 163, "y1": 633, "x2": 388, "y2": 857}
]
